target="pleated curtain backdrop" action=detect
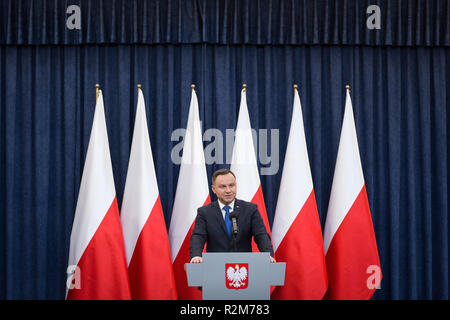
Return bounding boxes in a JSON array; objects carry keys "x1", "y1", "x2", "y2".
[
  {"x1": 0, "y1": 0, "x2": 449, "y2": 300},
  {"x1": 2, "y1": 0, "x2": 450, "y2": 46}
]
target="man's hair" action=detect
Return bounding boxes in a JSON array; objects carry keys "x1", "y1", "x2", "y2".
[{"x1": 212, "y1": 169, "x2": 236, "y2": 185}]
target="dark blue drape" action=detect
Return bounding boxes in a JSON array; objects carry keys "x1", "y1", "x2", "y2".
[
  {"x1": 1, "y1": 0, "x2": 450, "y2": 46},
  {"x1": 1, "y1": 0, "x2": 449, "y2": 300},
  {"x1": 0, "y1": 44, "x2": 448, "y2": 299}
]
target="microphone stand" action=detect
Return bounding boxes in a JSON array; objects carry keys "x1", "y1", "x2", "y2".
[{"x1": 230, "y1": 213, "x2": 238, "y2": 252}]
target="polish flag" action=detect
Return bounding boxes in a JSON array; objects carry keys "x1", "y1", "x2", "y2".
[
  {"x1": 230, "y1": 86, "x2": 273, "y2": 252},
  {"x1": 120, "y1": 88, "x2": 177, "y2": 300},
  {"x1": 66, "y1": 91, "x2": 131, "y2": 300},
  {"x1": 271, "y1": 86, "x2": 328, "y2": 300},
  {"x1": 168, "y1": 87, "x2": 210, "y2": 300},
  {"x1": 323, "y1": 87, "x2": 382, "y2": 300}
]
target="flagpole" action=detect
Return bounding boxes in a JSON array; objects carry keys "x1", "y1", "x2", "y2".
[
  {"x1": 293, "y1": 84, "x2": 298, "y2": 92},
  {"x1": 95, "y1": 84, "x2": 100, "y2": 101},
  {"x1": 191, "y1": 84, "x2": 195, "y2": 91},
  {"x1": 137, "y1": 84, "x2": 142, "y2": 93},
  {"x1": 242, "y1": 83, "x2": 247, "y2": 92},
  {"x1": 345, "y1": 84, "x2": 350, "y2": 91}
]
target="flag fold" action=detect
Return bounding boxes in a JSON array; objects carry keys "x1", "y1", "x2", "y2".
[
  {"x1": 230, "y1": 88, "x2": 273, "y2": 253},
  {"x1": 121, "y1": 88, "x2": 177, "y2": 300},
  {"x1": 67, "y1": 91, "x2": 131, "y2": 300},
  {"x1": 323, "y1": 88, "x2": 382, "y2": 300},
  {"x1": 271, "y1": 87, "x2": 328, "y2": 300},
  {"x1": 168, "y1": 88, "x2": 210, "y2": 300}
]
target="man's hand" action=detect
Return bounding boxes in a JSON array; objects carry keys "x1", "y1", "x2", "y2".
[
  {"x1": 270, "y1": 256, "x2": 276, "y2": 263},
  {"x1": 190, "y1": 256, "x2": 203, "y2": 263}
]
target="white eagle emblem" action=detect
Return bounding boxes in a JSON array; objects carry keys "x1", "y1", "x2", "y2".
[{"x1": 226, "y1": 264, "x2": 248, "y2": 289}]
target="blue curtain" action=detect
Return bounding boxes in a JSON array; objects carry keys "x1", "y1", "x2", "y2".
[
  {"x1": 1, "y1": 0, "x2": 449, "y2": 300},
  {"x1": 1, "y1": 44, "x2": 448, "y2": 299},
  {"x1": 2, "y1": 0, "x2": 449, "y2": 46}
]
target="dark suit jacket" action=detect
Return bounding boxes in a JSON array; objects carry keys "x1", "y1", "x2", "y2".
[{"x1": 189, "y1": 199, "x2": 274, "y2": 259}]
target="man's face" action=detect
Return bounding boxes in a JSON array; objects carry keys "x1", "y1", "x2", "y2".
[{"x1": 212, "y1": 173, "x2": 237, "y2": 205}]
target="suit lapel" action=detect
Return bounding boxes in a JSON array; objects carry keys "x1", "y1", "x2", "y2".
[
  {"x1": 212, "y1": 201, "x2": 228, "y2": 237},
  {"x1": 233, "y1": 199, "x2": 241, "y2": 220}
]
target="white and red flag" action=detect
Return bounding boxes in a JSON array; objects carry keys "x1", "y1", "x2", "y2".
[
  {"x1": 323, "y1": 87, "x2": 382, "y2": 300},
  {"x1": 271, "y1": 86, "x2": 328, "y2": 300},
  {"x1": 120, "y1": 88, "x2": 177, "y2": 300},
  {"x1": 230, "y1": 87, "x2": 273, "y2": 252},
  {"x1": 66, "y1": 91, "x2": 131, "y2": 300},
  {"x1": 168, "y1": 87, "x2": 210, "y2": 300}
]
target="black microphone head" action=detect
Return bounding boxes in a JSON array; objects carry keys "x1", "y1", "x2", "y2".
[{"x1": 229, "y1": 211, "x2": 238, "y2": 236}]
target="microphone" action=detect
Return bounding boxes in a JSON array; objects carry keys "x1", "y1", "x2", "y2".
[
  {"x1": 229, "y1": 211, "x2": 238, "y2": 252},
  {"x1": 229, "y1": 211, "x2": 238, "y2": 235}
]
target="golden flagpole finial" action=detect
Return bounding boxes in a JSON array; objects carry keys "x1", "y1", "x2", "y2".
[
  {"x1": 191, "y1": 84, "x2": 196, "y2": 90},
  {"x1": 345, "y1": 85, "x2": 351, "y2": 91},
  {"x1": 293, "y1": 84, "x2": 298, "y2": 90},
  {"x1": 137, "y1": 84, "x2": 142, "y2": 93},
  {"x1": 242, "y1": 83, "x2": 247, "y2": 92},
  {"x1": 95, "y1": 84, "x2": 100, "y2": 101}
]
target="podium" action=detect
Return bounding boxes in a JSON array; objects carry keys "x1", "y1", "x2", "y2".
[{"x1": 186, "y1": 252, "x2": 286, "y2": 300}]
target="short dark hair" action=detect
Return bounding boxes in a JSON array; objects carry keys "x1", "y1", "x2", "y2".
[{"x1": 212, "y1": 169, "x2": 236, "y2": 185}]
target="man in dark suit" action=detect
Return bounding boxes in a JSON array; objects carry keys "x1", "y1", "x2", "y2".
[{"x1": 189, "y1": 169, "x2": 275, "y2": 263}]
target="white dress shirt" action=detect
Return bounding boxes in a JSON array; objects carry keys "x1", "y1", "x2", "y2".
[{"x1": 218, "y1": 199, "x2": 235, "y2": 220}]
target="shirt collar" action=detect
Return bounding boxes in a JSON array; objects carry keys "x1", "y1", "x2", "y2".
[{"x1": 218, "y1": 199, "x2": 235, "y2": 211}]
